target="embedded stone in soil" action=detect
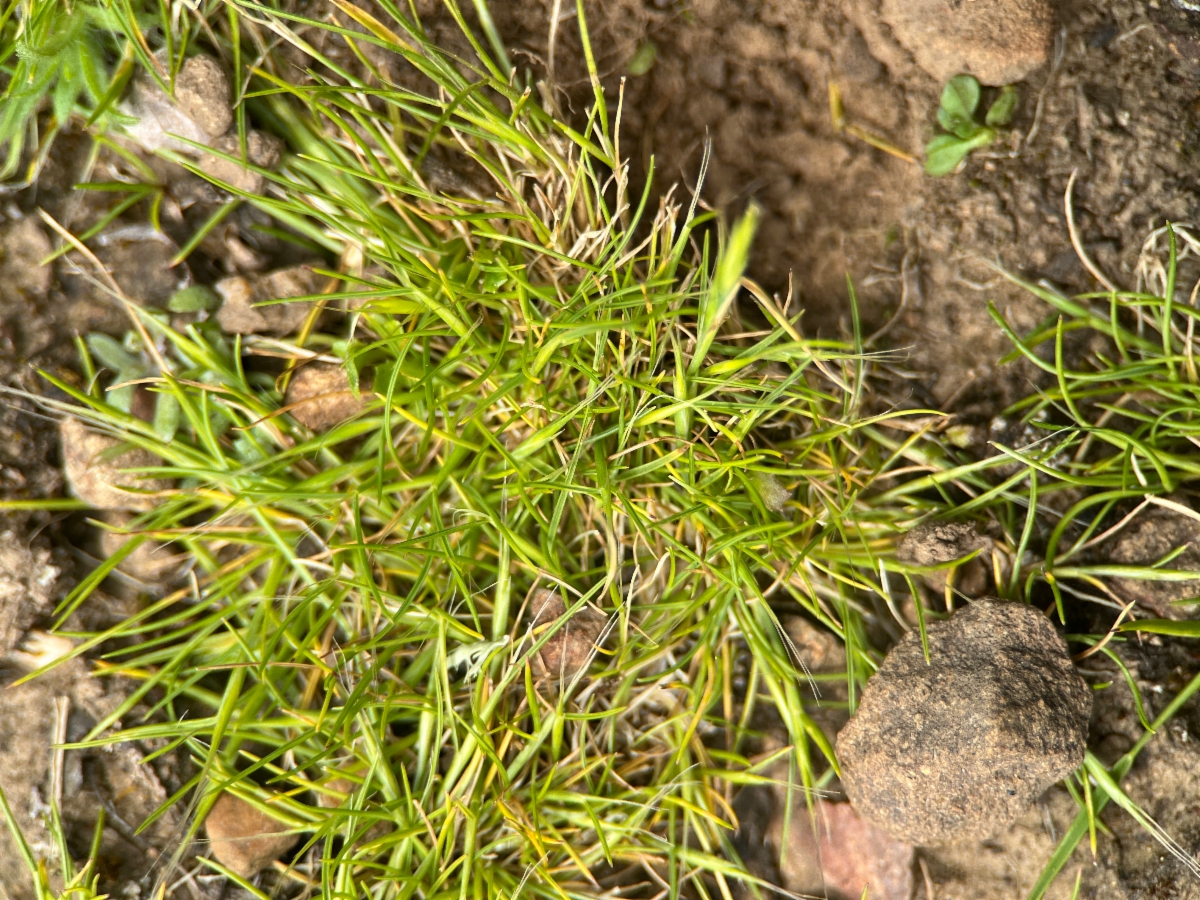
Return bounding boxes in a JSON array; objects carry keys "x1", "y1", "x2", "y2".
[
  {"x1": 732, "y1": 787, "x2": 912, "y2": 900},
  {"x1": 1107, "y1": 501, "x2": 1200, "y2": 619},
  {"x1": 836, "y1": 598, "x2": 1090, "y2": 845},
  {"x1": 60, "y1": 418, "x2": 172, "y2": 512},
  {"x1": 879, "y1": 0, "x2": 1054, "y2": 85},
  {"x1": 204, "y1": 792, "x2": 298, "y2": 879},
  {"x1": 526, "y1": 588, "x2": 605, "y2": 680},
  {"x1": 284, "y1": 363, "x2": 371, "y2": 432}
]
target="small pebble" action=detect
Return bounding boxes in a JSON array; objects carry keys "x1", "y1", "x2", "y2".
[
  {"x1": 284, "y1": 363, "x2": 370, "y2": 432},
  {"x1": 204, "y1": 792, "x2": 297, "y2": 878},
  {"x1": 215, "y1": 265, "x2": 321, "y2": 336}
]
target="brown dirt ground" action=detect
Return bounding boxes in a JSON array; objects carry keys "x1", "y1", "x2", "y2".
[{"x1": 3, "y1": 0, "x2": 1200, "y2": 896}]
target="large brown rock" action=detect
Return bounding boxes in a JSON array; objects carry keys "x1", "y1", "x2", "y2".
[
  {"x1": 837, "y1": 599, "x2": 1090, "y2": 845},
  {"x1": 879, "y1": 0, "x2": 1054, "y2": 86},
  {"x1": 526, "y1": 589, "x2": 605, "y2": 680}
]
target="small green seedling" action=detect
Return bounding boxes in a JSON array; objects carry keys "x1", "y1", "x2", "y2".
[{"x1": 925, "y1": 75, "x2": 1017, "y2": 176}]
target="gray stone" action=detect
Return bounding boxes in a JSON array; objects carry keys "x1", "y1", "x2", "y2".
[{"x1": 836, "y1": 599, "x2": 1090, "y2": 845}]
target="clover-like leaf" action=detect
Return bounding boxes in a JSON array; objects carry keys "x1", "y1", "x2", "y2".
[
  {"x1": 937, "y1": 75, "x2": 982, "y2": 139},
  {"x1": 985, "y1": 85, "x2": 1019, "y2": 127},
  {"x1": 924, "y1": 128, "x2": 995, "y2": 176}
]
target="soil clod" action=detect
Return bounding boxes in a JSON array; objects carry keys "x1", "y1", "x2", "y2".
[
  {"x1": 204, "y1": 792, "x2": 298, "y2": 879},
  {"x1": 0, "y1": 532, "x2": 58, "y2": 656},
  {"x1": 1108, "y1": 503, "x2": 1200, "y2": 619},
  {"x1": 173, "y1": 54, "x2": 234, "y2": 140},
  {"x1": 879, "y1": 0, "x2": 1054, "y2": 85},
  {"x1": 896, "y1": 520, "x2": 992, "y2": 596},
  {"x1": 200, "y1": 130, "x2": 285, "y2": 195},
  {"x1": 836, "y1": 598, "x2": 1090, "y2": 845}
]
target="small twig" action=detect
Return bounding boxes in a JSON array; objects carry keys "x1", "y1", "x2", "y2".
[
  {"x1": 1074, "y1": 599, "x2": 1138, "y2": 661},
  {"x1": 1065, "y1": 169, "x2": 1118, "y2": 292},
  {"x1": 51, "y1": 695, "x2": 69, "y2": 811},
  {"x1": 920, "y1": 857, "x2": 937, "y2": 900},
  {"x1": 865, "y1": 250, "x2": 916, "y2": 347}
]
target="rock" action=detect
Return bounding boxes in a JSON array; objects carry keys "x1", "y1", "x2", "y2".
[
  {"x1": 782, "y1": 615, "x2": 845, "y2": 673},
  {"x1": 173, "y1": 55, "x2": 233, "y2": 140},
  {"x1": 204, "y1": 792, "x2": 297, "y2": 878},
  {"x1": 732, "y1": 788, "x2": 912, "y2": 900},
  {"x1": 809, "y1": 803, "x2": 913, "y2": 899},
  {"x1": 98, "y1": 511, "x2": 181, "y2": 582},
  {"x1": 836, "y1": 599, "x2": 1090, "y2": 845},
  {"x1": 60, "y1": 418, "x2": 171, "y2": 512},
  {"x1": 214, "y1": 265, "x2": 320, "y2": 335},
  {"x1": 0, "y1": 218, "x2": 52, "y2": 302},
  {"x1": 200, "y1": 130, "x2": 285, "y2": 195},
  {"x1": 0, "y1": 532, "x2": 58, "y2": 656},
  {"x1": 123, "y1": 77, "x2": 211, "y2": 153},
  {"x1": 896, "y1": 520, "x2": 991, "y2": 596},
  {"x1": 896, "y1": 520, "x2": 988, "y2": 567},
  {"x1": 122, "y1": 54, "x2": 232, "y2": 153},
  {"x1": 284, "y1": 363, "x2": 370, "y2": 432},
  {"x1": 879, "y1": 0, "x2": 1054, "y2": 86},
  {"x1": 121, "y1": 54, "x2": 231, "y2": 154},
  {"x1": 1108, "y1": 503, "x2": 1200, "y2": 619},
  {"x1": 526, "y1": 588, "x2": 605, "y2": 680}
]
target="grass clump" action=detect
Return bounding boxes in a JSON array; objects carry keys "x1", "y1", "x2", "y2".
[
  {"x1": 17, "y1": 3, "x2": 929, "y2": 898},
  {"x1": 8, "y1": 2, "x2": 1200, "y2": 899}
]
